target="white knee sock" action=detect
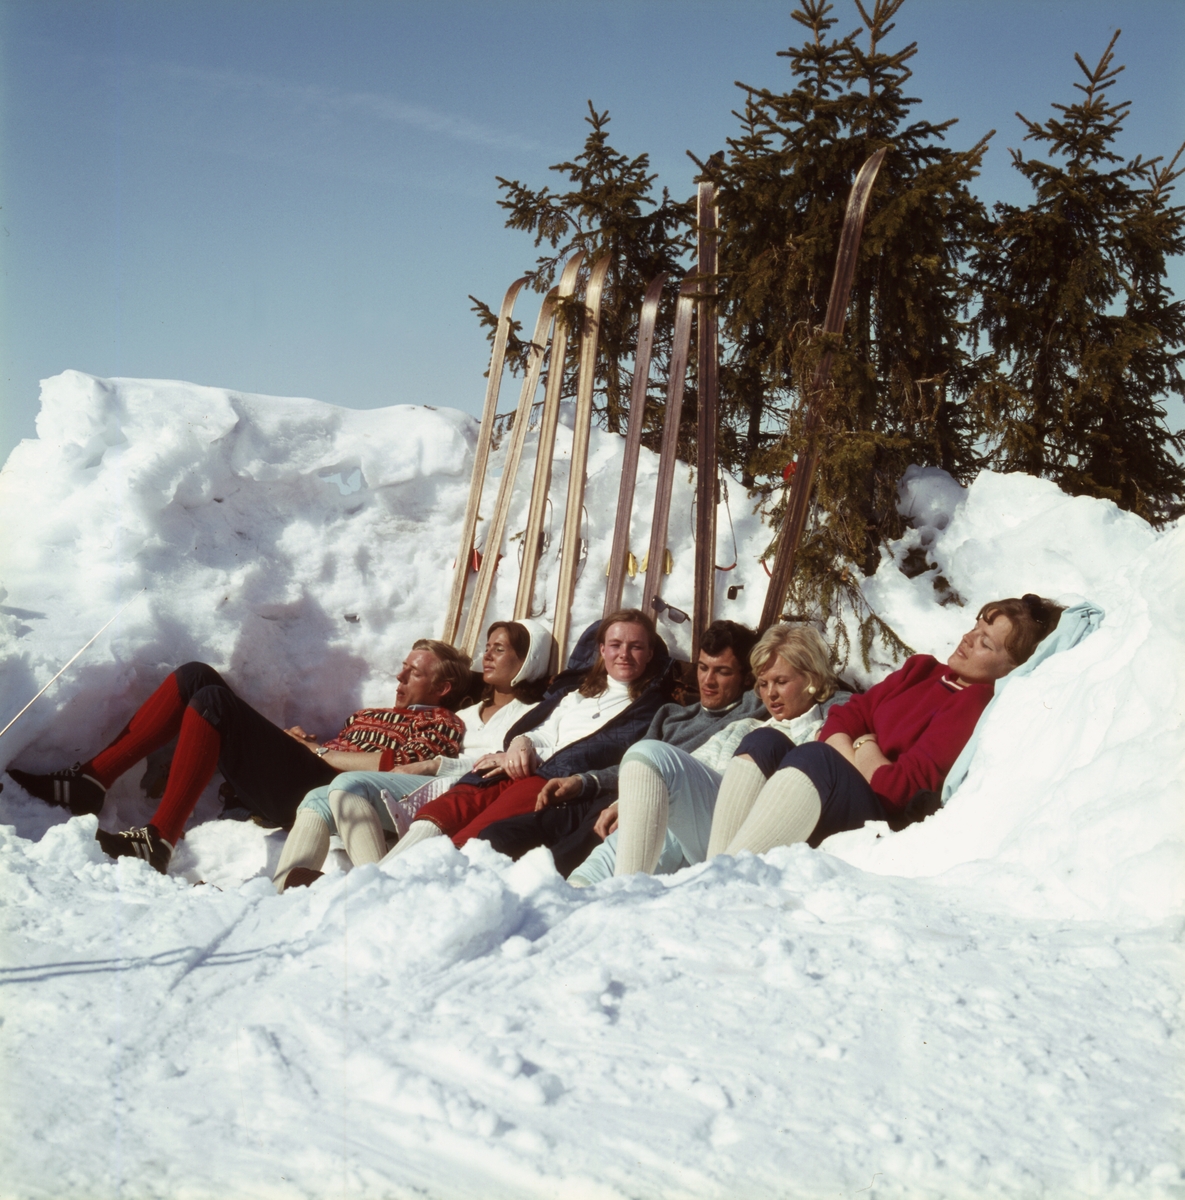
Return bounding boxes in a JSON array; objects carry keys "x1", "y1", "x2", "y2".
[
  {"x1": 273, "y1": 809, "x2": 331, "y2": 892},
  {"x1": 329, "y1": 789, "x2": 387, "y2": 866},
  {"x1": 724, "y1": 768, "x2": 822, "y2": 856},
  {"x1": 613, "y1": 759, "x2": 670, "y2": 876},
  {"x1": 706, "y1": 757, "x2": 768, "y2": 857},
  {"x1": 382, "y1": 818, "x2": 444, "y2": 861}
]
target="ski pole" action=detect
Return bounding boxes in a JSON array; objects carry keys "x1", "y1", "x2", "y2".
[{"x1": 0, "y1": 589, "x2": 145, "y2": 742}]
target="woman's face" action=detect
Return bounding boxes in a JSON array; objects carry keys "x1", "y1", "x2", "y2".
[
  {"x1": 947, "y1": 615, "x2": 1016, "y2": 685},
  {"x1": 600, "y1": 621, "x2": 654, "y2": 685},
  {"x1": 482, "y1": 629, "x2": 525, "y2": 691},
  {"x1": 756, "y1": 655, "x2": 815, "y2": 722}
]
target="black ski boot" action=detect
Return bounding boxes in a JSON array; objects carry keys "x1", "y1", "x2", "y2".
[
  {"x1": 96, "y1": 824, "x2": 173, "y2": 874},
  {"x1": 9, "y1": 764, "x2": 107, "y2": 815},
  {"x1": 282, "y1": 867, "x2": 323, "y2": 890}
]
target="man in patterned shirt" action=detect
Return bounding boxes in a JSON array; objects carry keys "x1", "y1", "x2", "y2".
[{"x1": 8, "y1": 639, "x2": 473, "y2": 874}]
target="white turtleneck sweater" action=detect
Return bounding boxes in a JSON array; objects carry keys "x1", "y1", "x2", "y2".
[{"x1": 519, "y1": 676, "x2": 634, "y2": 762}]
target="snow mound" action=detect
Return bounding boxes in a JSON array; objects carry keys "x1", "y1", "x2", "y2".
[{"x1": 1, "y1": 373, "x2": 1182, "y2": 1198}]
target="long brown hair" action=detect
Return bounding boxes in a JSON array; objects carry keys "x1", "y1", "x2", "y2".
[
  {"x1": 578, "y1": 608, "x2": 663, "y2": 700},
  {"x1": 978, "y1": 595, "x2": 1064, "y2": 665}
]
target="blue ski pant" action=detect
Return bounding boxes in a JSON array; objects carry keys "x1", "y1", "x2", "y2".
[
  {"x1": 568, "y1": 739, "x2": 724, "y2": 884},
  {"x1": 298, "y1": 770, "x2": 429, "y2": 835}
]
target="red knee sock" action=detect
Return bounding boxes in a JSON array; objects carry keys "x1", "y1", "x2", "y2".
[
  {"x1": 148, "y1": 706, "x2": 221, "y2": 845},
  {"x1": 88, "y1": 674, "x2": 188, "y2": 788}
]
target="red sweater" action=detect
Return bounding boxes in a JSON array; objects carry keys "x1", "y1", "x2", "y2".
[
  {"x1": 819, "y1": 656, "x2": 993, "y2": 811},
  {"x1": 322, "y1": 705, "x2": 464, "y2": 771}
]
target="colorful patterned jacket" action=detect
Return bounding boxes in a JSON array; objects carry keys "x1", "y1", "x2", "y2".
[{"x1": 321, "y1": 705, "x2": 465, "y2": 771}]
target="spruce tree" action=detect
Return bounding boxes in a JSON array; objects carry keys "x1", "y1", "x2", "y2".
[
  {"x1": 472, "y1": 104, "x2": 693, "y2": 437},
  {"x1": 707, "y1": 0, "x2": 991, "y2": 662},
  {"x1": 970, "y1": 32, "x2": 1185, "y2": 524}
]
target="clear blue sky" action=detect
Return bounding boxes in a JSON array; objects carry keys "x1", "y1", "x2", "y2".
[{"x1": 2, "y1": 0, "x2": 1183, "y2": 463}]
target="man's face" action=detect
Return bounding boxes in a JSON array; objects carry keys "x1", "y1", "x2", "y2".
[
  {"x1": 696, "y1": 647, "x2": 747, "y2": 711},
  {"x1": 395, "y1": 649, "x2": 450, "y2": 708}
]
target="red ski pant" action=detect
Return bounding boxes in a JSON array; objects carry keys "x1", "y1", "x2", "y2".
[{"x1": 416, "y1": 775, "x2": 549, "y2": 847}]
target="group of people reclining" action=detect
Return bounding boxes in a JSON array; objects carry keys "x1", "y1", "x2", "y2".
[{"x1": 8, "y1": 594, "x2": 1066, "y2": 887}]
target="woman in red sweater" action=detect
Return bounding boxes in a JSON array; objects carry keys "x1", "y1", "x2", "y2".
[{"x1": 705, "y1": 595, "x2": 1063, "y2": 856}]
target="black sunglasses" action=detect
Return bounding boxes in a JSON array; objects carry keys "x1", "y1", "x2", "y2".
[{"x1": 650, "y1": 596, "x2": 689, "y2": 624}]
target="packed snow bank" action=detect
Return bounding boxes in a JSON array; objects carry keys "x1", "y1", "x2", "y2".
[
  {"x1": 0, "y1": 371, "x2": 478, "y2": 786},
  {"x1": 7, "y1": 372, "x2": 1175, "y2": 922},
  {"x1": 1, "y1": 373, "x2": 1182, "y2": 1199},
  {"x1": 0, "y1": 371, "x2": 762, "y2": 826}
]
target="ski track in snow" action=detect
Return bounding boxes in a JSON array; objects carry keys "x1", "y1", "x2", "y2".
[
  {"x1": 5, "y1": 828, "x2": 1181, "y2": 1200},
  {"x1": 0, "y1": 373, "x2": 1182, "y2": 1199}
]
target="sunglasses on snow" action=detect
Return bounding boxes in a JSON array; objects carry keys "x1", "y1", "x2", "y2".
[{"x1": 650, "y1": 596, "x2": 689, "y2": 624}]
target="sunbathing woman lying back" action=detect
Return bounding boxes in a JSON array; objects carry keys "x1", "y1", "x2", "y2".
[{"x1": 705, "y1": 595, "x2": 1065, "y2": 858}]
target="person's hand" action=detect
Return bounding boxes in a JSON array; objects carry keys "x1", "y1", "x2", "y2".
[
  {"x1": 534, "y1": 775, "x2": 583, "y2": 812},
  {"x1": 593, "y1": 801, "x2": 619, "y2": 839},
  {"x1": 501, "y1": 736, "x2": 539, "y2": 780},
  {"x1": 474, "y1": 751, "x2": 509, "y2": 778},
  {"x1": 386, "y1": 758, "x2": 440, "y2": 776},
  {"x1": 285, "y1": 725, "x2": 319, "y2": 746}
]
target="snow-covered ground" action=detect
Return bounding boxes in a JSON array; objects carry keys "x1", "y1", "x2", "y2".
[{"x1": 1, "y1": 372, "x2": 1182, "y2": 1199}]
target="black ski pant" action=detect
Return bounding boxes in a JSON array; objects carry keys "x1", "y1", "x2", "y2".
[
  {"x1": 175, "y1": 662, "x2": 338, "y2": 829},
  {"x1": 478, "y1": 794, "x2": 615, "y2": 877}
]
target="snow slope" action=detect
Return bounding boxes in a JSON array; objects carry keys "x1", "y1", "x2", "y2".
[{"x1": 1, "y1": 373, "x2": 1182, "y2": 1199}]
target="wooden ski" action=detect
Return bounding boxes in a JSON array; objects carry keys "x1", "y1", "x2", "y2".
[
  {"x1": 457, "y1": 285, "x2": 560, "y2": 658},
  {"x1": 603, "y1": 272, "x2": 666, "y2": 617},
  {"x1": 641, "y1": 272, "x2": 698, "y2": 617},
  {"x1": 552, "y1": 253, "x2": 613, "y2": 669},
  {"x1": 512, "y1": 251, "x2": 586, "y2": 622},
  {"x1": 692, "y1": 182, "x2": 719, "y2": 657},
  {"x1": 441, "y1": 274, "x2": 530, "y2": 644},
  {"x1": 759, "y1": 148, "x2": 887, "y2": 632}
]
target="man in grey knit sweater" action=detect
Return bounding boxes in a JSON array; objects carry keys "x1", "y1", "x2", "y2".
[{"x1": 477, "y1": 621, "x2": 764, "y2": 873}]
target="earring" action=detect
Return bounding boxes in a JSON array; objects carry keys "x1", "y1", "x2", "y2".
[{"x1": 807, "y1": 685, "x2": 816, "y2": 694}]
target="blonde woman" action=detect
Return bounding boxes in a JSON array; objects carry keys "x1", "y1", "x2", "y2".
[{"x1": 574, "y1": 623, "x2": 843, "y2": 883}]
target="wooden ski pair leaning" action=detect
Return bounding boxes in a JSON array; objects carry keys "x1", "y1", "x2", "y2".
[
  {"x1": 443, "y1": 252, "x2": 611, "y2": 669},
  {"x1": 607, "y1": 181, "x2": 720, "y2": 649},
  {"x1": 605, "y1": 156, "x2": 886, "y2": 646},
  {"x1": 445, "y1": 150, "x2": 882, "y2": 663},
  {"x1": 449, "y1": 189, "x2": 717, "y2": 667}
]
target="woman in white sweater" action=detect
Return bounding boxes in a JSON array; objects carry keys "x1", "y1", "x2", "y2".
[{"x1": 273, "y1": 619, "x2": 552, "y2": 890}]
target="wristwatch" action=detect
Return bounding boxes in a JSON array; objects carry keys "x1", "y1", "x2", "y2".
[
  {"x1": 852, "y1": 733, "x2": 878, "y2": 752},
  {"x1": 314, "y1": 746, "x2": 328, "y2": 758}
]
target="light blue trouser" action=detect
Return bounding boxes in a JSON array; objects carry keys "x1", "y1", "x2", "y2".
[
  {"x1": 570, "y1": 740, "x2": 723, "y2": 884},
  {"x1": 298, "y1": 770, "x2": 428, "y2": 836}
]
